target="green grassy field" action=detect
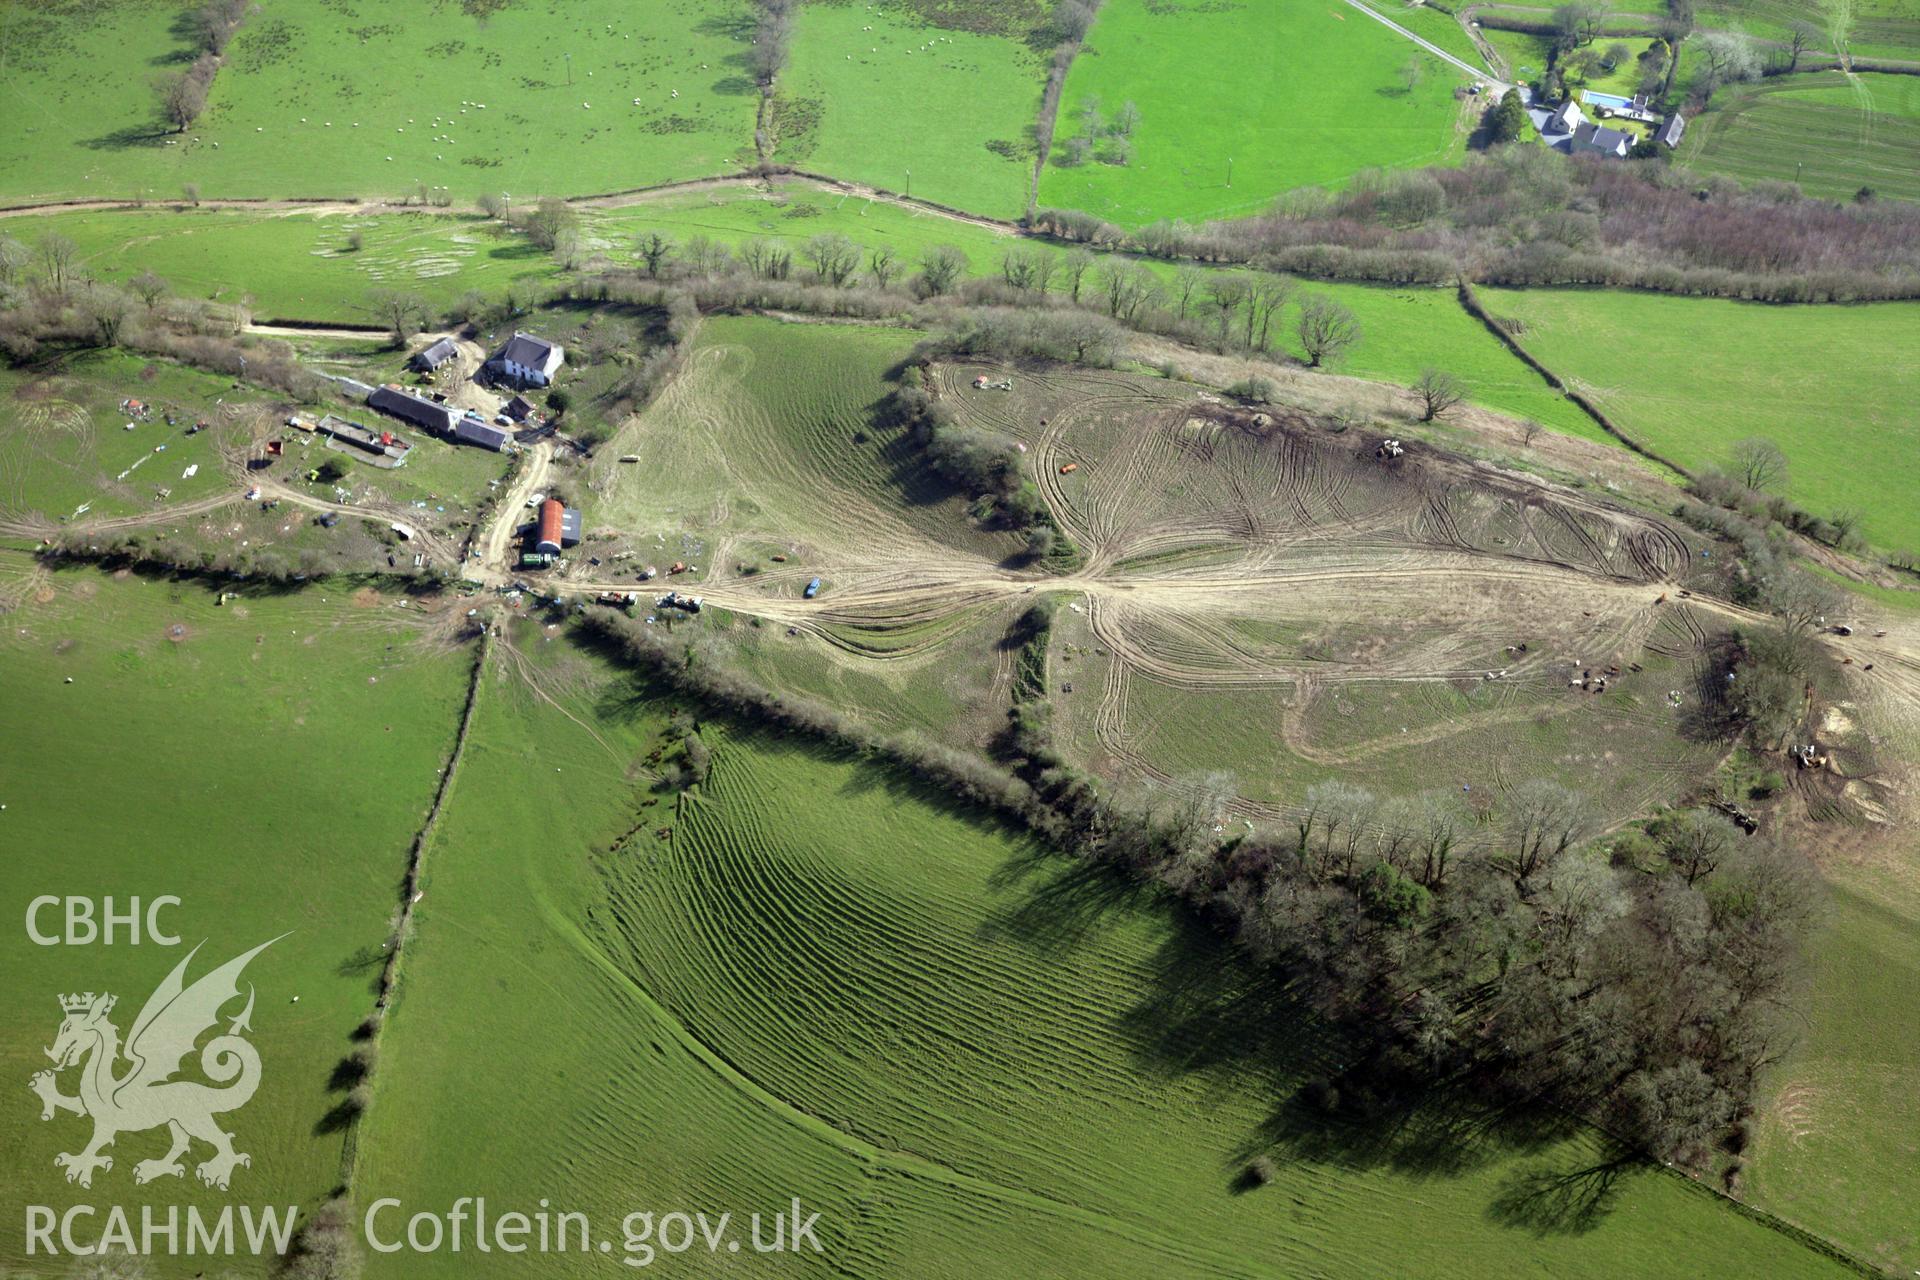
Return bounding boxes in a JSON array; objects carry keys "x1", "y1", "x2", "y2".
[
  {"x1": 1039, "y1": 0, "x2": 1470, "y2": 225},
  {"x1": 1479, "y1": 288, "x2": 1920, "y2": 553},
  {"x1": 1384, "y1": 1, "x2": 1495, "y2": 71},
  {"x1": 1683, "y1": 72, "x2": 1920, "y2": 203},
  {"x1": 1746, "y1": 858, "x2": 1920, "y2": 1273},
  {"x1": 774, "y1": 2, "x2": 1049, "y2": 219},
  {"x1": 0, "y1": 350, "x2": 246, "y2": 522},
  {"x1": 1699, "y1": 0, "x2": 1920, "y2": 62},
  {"x1": 0, "y1": 555, "x2": 470, "y2": 1271},
  {"x1": 1481, "y1": 27, "x2": 1555, "y2": 82},
  {"x1": 0, "y1": 0, "x2": 756, "y2": 205},
  {"x1": 350, "y1": 622, "x2": 1860, "y2": 1278},
  {"x1": 1286, "y1": 283, "x2": 1609, "y2": 442}
]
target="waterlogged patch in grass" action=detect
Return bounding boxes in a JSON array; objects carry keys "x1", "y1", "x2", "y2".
[{"x1": 34, "y1": 208, "x2": 556, "y2": 323}]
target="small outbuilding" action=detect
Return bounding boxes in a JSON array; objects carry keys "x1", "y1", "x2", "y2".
[
  {"x1": 502, "y1": 394, "x2": 537, "y2": 422},
  {"x1": 454, "y1": 415, "x2": 511, "y2": 452},
  {"x1": 533, "y1": 498, "x2": 582, "y2": 555},
  {"x1": 1655, "y1": 112, "x2": 1686, "y2": 150},
  {"x1": 487, "y1": 332, "x2": 565, "y2": 387},
  {"x1": 411, "y1": 338, "x2": 459, "y2": 372}
]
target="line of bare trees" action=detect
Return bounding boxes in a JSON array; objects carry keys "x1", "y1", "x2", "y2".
[
  {"x1": 1032, "y1": 143, "x2": 1920, "y2": 302},
  {"x1": 578, "y1": 225, "x2": 1379, "y2": 371},
  {"x1": 1030, "y1": 0, "x2": 1106, "y2": 206},
  {"x1": 748, "y1": 0, "x2": 795, "y2": 85},
  {"x1": 153, "y1": 0, "x2": 251, "y2": 134}
]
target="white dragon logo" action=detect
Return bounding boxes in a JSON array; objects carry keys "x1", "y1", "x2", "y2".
[{"x1": 29, "y1": 937, "x2": 281, "y2": 1191}]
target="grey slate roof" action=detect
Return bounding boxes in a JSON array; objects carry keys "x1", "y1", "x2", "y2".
[
  {"x1": 412, "y1": 338, "x2": 458, "y2": 370},
  {"x1": 1656, "y1": 113, "x2": 1686, "y2": 148},
  {"x1": 493, "y1": 332, "x2": 562, "y2": 372},
  {"x1": 1573, "y1": 121, "x2": 1632, "y2": 157},
  {"x1": 368, "y1": 385, "x2": 461, "y2": 435},
  {"x1": 326, "y1": 374, "x2": 376, "y2": 402},
  {"x1": 453, "y1": 416, "x2": 512, "y2": 451}
]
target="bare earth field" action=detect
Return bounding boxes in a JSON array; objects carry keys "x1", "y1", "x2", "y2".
[{"x1": 564, "y1": 319, "x2": 1760, "y2": 829}]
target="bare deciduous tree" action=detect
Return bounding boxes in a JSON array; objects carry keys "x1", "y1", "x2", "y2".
[
  {"x1": 1654, "y1": 809, "x2": 1741, "y2": 887},
  {"x1": 1786, "y1": 19, "x2": 1820, "y2": 69},
  {"x1": 80, "y1": 285, "x2": 133, "y2": 349},
  {"x1": 1730, "y1": 437, "x2": 1787, "y2": 493},
  {"x1": 1172, "y1": 264, "x2": 1203, "y2": 320},
  {"x1": 1205, "y1": 273, "x2": 1251, "y2": 342},
  {"x1": 38, "y1": 234, "x2": 78, "y2": 296},
  {"x1": 1296, "y1": 293, "x2": 1360, "y2": 367},
  {"x1": 129, "y1": 269, "x2": 170, "y2": 311},
  {"x1": 1499, "y1": 779, "x2": 1591, "y2": 883},
  {"x1": 0, "y1": 236, "x2": 30, "y2": 287},
  {"x1": 1061, "y1": 247, "x2": 1094, "y2": 303},
  {"x1": 802, "y1": 233, "x2": 860, "y2": 286},
  {"x1": 1414, "y1": 367, "x2": 1467, "y2": 421},
  {"x1": 919, "y1": 245, "x2": 968, "y2": 296},
  {"x1": 1101, "y1": 261, "x2": 1155, "y2": 323},
  {"x1": 867, "y1": 245, "x2": 899, "y2": 289},
  {"x1": 155, "y1": 70, "x2": 209, "y2": 133},
  {"x1": 1247, "y1": 272, "x2": 1293, "y2": 351},
  {"x1": 369, "y1": 289, "x2": 429, "y2": 344},
  {"x1": 521, "y1": 198, "x2": 577, "y2": 251}
]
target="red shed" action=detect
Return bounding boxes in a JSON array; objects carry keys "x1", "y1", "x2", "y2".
[{"x1": 536, "y1": 499, "x2": 565, "y2": 555}]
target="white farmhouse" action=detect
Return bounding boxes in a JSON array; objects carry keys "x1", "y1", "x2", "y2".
[{"x1": 486, "y1": 332, "x2": 565, "y2": 387}]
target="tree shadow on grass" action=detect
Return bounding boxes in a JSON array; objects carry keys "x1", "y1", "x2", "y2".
[
  {"x1": 313, "y1": 1096, "x2": 362, "y2": 1135},
  {"x1": 82, "y1": 125, "x2": 175, "y2": 152},
  {"x1": 1484, "y1": 1154, "x2": 1639, "y2": 1235},
  {"x1": 977, "y1": 846, "x2": 1159, "y2": 957},
  {"x1": 486, "y1": 240, "x2": 546, "y2": 264},
  {"x1": 988, "y1": 838, "x2": 1651, "y2": 1225}
]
